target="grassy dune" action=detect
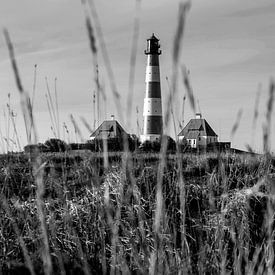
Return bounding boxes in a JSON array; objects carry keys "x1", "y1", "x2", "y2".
[
  {"x1": 1, "y1": 1, "x2": 275, "y2": 274},
  {"x1": 1, "y1": 152, "x2": 274, "y2": 274}
]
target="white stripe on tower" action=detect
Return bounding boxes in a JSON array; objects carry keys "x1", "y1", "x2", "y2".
[
  {"x1": 145, "y1": 66, "x2": 160, "y2": 82},
  {"x1": 143, "y1": 98, "x2": 162, "y2": 116},
  {"x1": 141, "y1": 33, "x2": 163, "y2": 143}
]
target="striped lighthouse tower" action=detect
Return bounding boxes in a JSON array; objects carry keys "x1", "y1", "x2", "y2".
[{"x1": 140, "y1": 33, "x2": 163, "y2": 143}]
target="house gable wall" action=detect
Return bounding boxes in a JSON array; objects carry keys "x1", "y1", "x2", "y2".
[{"x1": 183, "y1": 135, "x2": 218, "y2": 148}]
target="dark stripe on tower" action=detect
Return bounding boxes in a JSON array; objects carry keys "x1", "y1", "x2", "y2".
[
  {"x1": 147, "y1": 55, "x2": 159, "y2": 66},
  {"x1": 144, "y1": 116, "x2": 163, "y2": 135},
  {"x1": 146, "y1": 82, "x2": 161, "y2": 98}
]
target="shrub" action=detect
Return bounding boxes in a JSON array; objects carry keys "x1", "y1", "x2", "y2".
[
  {"x1": 44, "y1": 138, "x2": 68, "y2": 152},
  {"x1": 137, "y1": 135, "x2": 176, "y2": 153}
]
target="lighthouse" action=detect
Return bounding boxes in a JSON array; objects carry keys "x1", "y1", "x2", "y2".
[{"x1": 140, "y1": 33, "x2": 163, "y2": 143}]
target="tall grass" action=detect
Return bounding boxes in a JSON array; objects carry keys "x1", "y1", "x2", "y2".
[
  {"x1": 1, "y1": 152, "x2": 274, "y2": 274},
  {"x1": 3, "y1": 29, "x2": 53, "y2": 275},
  {"x1": 1, "y1": 1, "x2": 275, "y2": 275}
]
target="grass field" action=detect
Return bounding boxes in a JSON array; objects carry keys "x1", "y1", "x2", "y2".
[
  {"x1": 0, "y1": 151, "x2": 274, "y2": 274},
  {"x1": 1, "y1": 1, "x2": 275, "y2": 274}
]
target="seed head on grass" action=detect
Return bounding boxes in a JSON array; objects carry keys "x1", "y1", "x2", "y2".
[
  {"x1": 181, "y1": 65, "x2": 195, "y2": 113},
  {"x1": 164, "y1": 1, "x2": 191, "y2": 129},
  {"x1": 3, "y1": 28, "x2": 52, "y2": 275},
  {"x1": 263, "y1": 79, "x2": 274, "y2": 154},
  {"x1": 231, "y1": 108, "x2": 243, "y2": 139},
  {"x1": 3, "y1": 29, "x2": 36, "y2": 143},
  {"x1": 173, "y1": 2, "x2": 191, "y2": 65},
  {"x1": 85, "y1": 0, "x2": 123, "y2": 123},
  {"x1": 3, "y1": 29, "x2": 23, "y2": 94},
  {"x1": 70, "y1": 114, "x2": 84, "y2": 142},
  {"x1": 84, "y1": 9, "x2": 97, "y2": 55},
  {"x1": 126, "y1": 0, "x2": 141, "y2": 129},
  {"x1": 252, "y1": 85, "x2": 261, "y2": 129}
]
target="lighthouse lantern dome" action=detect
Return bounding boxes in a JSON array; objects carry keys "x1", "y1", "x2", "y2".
[{"x1": 145, "y1": 33, "x2": 161, "y2": 55}]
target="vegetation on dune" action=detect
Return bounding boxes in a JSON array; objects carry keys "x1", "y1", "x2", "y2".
[
  {"x1": 0, "y1": 152, "x2": 274, "y2": 274},
  {"x1": 1, "y1": 0, "x2": 275, "y2": 274}
]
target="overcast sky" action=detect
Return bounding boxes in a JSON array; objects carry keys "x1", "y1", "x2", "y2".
[{"x1": 0, "y1": 0, "x2": 274, "y2": 152}]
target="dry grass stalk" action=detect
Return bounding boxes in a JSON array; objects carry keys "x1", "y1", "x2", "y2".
[
  {"x1": 10, "y1": 109, "x2": 21, "y2": 151},
  {"x1": 48, "y1": 219, "x2": 66, "y2": 275},
  {"x1": 149, "y1": 3, "x2": 191, "y2": 274},
  {"x1": 80, "y1": 115, "x2": 93, "y2": 133},
  {"x1": 3, "y1": 29, "x2": 36, "y2": 143},
  {"x1": 83, "y1": 2, "x2": 101, "y2": 124},
  {"x1": 164, "y1": 2, "x2": 190, "y2": 129},
  {"x1": 120, "y1": 1, "x2": 142, "y2": 233},
  {"x1": 3, "y1": 29, "x2": 53, "y2": 275},
  {"x1": 126, "y1": 0, "x2": 141, "y2": 129},
  {"x1": 181, "y1": 65, "x2": 195, "y2": 113},
  {"x1": 45, "y1": 77, "x2": 59, "y2": 137},
  {"x1": 1, "y1": 196, "x2": 35, "y2": 275},
  {"x1": 252, "y1": 85, "x2": 261, "y2": 129},
  {"x1": 54, "y1": 77, "x2": 60, "y2": 138},
  {"x1": 7, "y1": 94, "x2": 11, "y2": 151},
  {"x1": 6, "y1": 97, "x2": 21, "y2": 151},
  {"x1": 263, "y1": 80, "x2": 274, "y2": 154},
  {"x1": 82, "y1": 0, "x2": 100, "y2": 125},
  {"x1": 29, "y1": 64, "x2": 38, "y2": 142},
  {"x1": 73, "y1": 228, "x2": 91, "y2": 275},
  {"x1": 231, "y1": 108, "x2": 243, "y2": 139},
  {"x1": 84, "y1": 10, "x2": 97, "y2": 55},
  {"x1": 172, "y1": 2, "x2": 191, "y2": 64},
  {"x1": 166, "y1": 76, "x2": 179, "y2": 139},
  {"x1": 45, "y1": 93, "x2": 57, "y2": 137},
  {"x1": 70, "y1": 114, "x2": 84, "y2": 142},
  {"x1": 31, "y1": 64, "x2": 37, "y2": 109},
  {"x1": 136, "y1": 106, "x2": 141, "y2": 136},
  {"x1": 249, "y1": 85, "x2": 262, "y2": 150},
  {"x1": 179, "y1": 95, "x2": 186, "y2": 130},
  {"x1": 263, "y1": 80, "x2": 275, "y2": 273},
  {"x1": 86, "y1": 0, "x2": 124, "y2": 123},
  {"x1": 0, "y1": 114, "x2": 6, "y2": 152}
]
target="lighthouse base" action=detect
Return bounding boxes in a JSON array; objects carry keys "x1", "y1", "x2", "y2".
[{"x1": 140, "y1": 134, "x2": 161, "y2": 143}]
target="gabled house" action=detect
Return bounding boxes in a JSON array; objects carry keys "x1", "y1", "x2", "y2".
[
  {"x1": 90, "y1": 119, "x2": 128, "y2": 141},
  {"x1": 178, "y1": 113, "x2": 218, "y2": 148}
]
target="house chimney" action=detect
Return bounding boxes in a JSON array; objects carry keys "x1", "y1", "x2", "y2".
[
  {"x1": 111, "y1": 115, "x2": 115, "y2": 120},
  {"x1": 196, "y1": 113, "x2": 202, "y2": 119}
]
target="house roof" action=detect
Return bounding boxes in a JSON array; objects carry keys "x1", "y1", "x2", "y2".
[
  {"x1": 90, "y1": 120, "x2": 128, "y2": 139},
  {"x1": 178, "y1": 118, "x2": 218, "y2": 138}
]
